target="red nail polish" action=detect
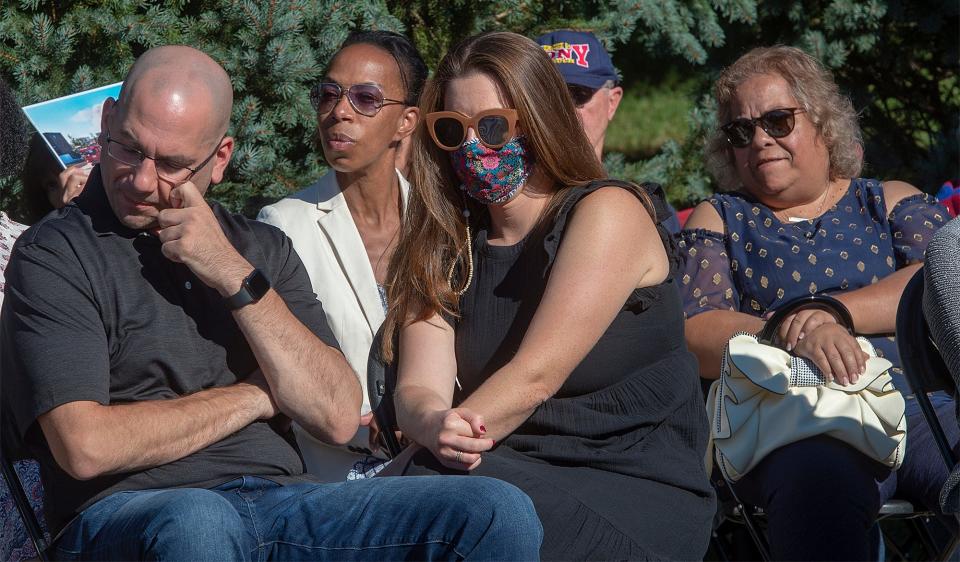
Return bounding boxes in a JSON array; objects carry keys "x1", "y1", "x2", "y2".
[
  {"x1": 491, "y1": 439, "x2": 496, "y2": 445},
  {"x1": 479, "y1": 425, "x2": 487, "y2": 433}
]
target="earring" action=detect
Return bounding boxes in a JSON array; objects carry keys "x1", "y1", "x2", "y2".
[{"x1": 447, "y1": 204, "x2": 474, "y2": 296}]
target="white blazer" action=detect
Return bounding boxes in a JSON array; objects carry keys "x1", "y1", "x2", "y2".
[{"x1": 257, "y1": 169, "x2": 410, "y2": 481}]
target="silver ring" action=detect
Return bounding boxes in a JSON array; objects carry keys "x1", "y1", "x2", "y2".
[{"x1": 455, "y1": 450, "x2": 463, "y2": 464}]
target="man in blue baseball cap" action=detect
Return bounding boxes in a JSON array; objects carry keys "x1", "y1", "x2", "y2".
[
  {"x1": 535, "y1": 29, "x2": 623, "y2": 160},
  {"x1": 536, "y1": 29, "x2": 681, "y2": 233}
]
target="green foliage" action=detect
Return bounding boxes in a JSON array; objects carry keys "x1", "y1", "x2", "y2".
[
  {"x1": 605, "y1": 93, "x2": 718, "y2": 208},
  {"x1": 609, "y1": 0, "x2": 958, "y2": 208},
  {"x1": 690, "y1": 0, "x2": 958, "y2": 193},
  {"x1": 0, "y1": 0, "x2": 405, "y2": 217},
  {"x1": 0, "y1": 0, "x2": 955, "y2": 218},
  {"x1": 604, "y1": 76, "x2": 697, "y2": 160}
]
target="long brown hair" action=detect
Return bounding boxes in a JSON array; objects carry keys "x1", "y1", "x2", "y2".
[{"x1": 382, "y1": 31, "x2": 647, "y2": 359}]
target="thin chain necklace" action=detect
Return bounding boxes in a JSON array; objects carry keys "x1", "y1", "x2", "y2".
[{"x1": 774, "y1": 183, "x2": 832, "y2": 223}]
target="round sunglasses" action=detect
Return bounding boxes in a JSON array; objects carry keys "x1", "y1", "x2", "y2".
[
  {"x1": 310, "y1": 82, "x2": 405, "y2": 117},
  {"x1": 425, "y1": 109, "x2": 519, "y2": 151},
  {"x1": 721, "y1": 108, "x2": 806, "y2": 148}
]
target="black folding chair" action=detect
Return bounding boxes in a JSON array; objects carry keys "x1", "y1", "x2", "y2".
[
  {"x1": 366, "y1": 327, "x2": 403, "y2": 458},
  {"x1": 896, "y1": 268, "x2": 958, "y2": 474},
  {"x1": 710, "y1": 492, "x2": 943, "y2": 562},
  {"x1": 1, "y1": 408, "x2": 50, "y2": 561},
  {"x1": 708, "y1": 291, "x2": 954, "y2": 561},
  {"x1": 895, "y1": 267, "x2": 960, "y2": 559}
]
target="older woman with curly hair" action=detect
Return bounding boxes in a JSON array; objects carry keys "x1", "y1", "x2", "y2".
[{"x1": 680, "y1": 45, "x2": 958, "y2": 559}]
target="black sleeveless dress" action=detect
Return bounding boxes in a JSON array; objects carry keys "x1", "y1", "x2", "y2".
[{"x1": 400, "y1": 182, "x2": 716, "y2": 560}]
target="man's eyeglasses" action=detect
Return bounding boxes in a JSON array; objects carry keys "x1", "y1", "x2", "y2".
[
  {"x1": 566, "y1": 84, "x2": 599, "y2": 107},
  {"x1": 721, "y1": 108, "x2": 806, "y2": 148},
  {"x1": 310, "y1": 82, "x2": 405, "y2": 117},
  {"x1": 103, "y1": 130, "x2": 223, "y2": 184},
  {"x1": 425, "y1": 109, "x2": 519, "y2": 151}
]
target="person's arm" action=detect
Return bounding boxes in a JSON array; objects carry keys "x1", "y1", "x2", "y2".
[
  {"x1": 923, "y1": 216, "x2": 960, "y2": 379},
  {"x1": 157, "y1": 181, "x2": 361, "y2": 444},
  {"x1": 39, "y1": 373, "x2": 276, "y2": 481},
  {"x1": 455, "y1": 187, "x2": 668, "y2": 441},
  {"x1": 681, "y1": 201, "x2": 765, "y2": 379},
  {"x1": 5, "y1": 226, "x2": 280, "y2": 481},
  {"x1": 686, "y1": 311, "x2": 766, "y2": 379},
  {"x1": 394, "y1": 315, "x2": 493, "y2": 469}
]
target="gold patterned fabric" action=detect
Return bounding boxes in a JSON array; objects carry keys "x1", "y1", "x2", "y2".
[{"x1": 677, "y1": 178, "x2": 949, "y2": 398}]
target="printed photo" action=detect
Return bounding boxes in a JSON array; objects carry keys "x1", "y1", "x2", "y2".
[{"x1": 22, "y1": 82, "x2": 122, "y2": 169}]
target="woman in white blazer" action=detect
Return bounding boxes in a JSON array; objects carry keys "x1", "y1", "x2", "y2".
[{"x1": 258, "y1": 31, "x2": 427, "y2": 481}]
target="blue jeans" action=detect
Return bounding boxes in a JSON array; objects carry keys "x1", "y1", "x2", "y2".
[{"x1": 51, "y1": 475, "x2": 542, "y2": 561}]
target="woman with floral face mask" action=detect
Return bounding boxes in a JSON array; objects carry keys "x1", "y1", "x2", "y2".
[{"x1": 380, "y1": 31, "x2": 716, "y2": 560}]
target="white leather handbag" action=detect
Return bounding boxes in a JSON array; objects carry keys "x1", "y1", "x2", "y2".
[{"x1": 705, "y1": 296, "x2": 908, "y2": 482}]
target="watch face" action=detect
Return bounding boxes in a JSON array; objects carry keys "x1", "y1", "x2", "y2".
[{"x1": 247, "y1": 269, "x2": 272, "y2": 298}]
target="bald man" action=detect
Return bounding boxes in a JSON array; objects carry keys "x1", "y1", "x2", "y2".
[{"x1": 0, "y1": 46, "x2": 541, "y2": 561}]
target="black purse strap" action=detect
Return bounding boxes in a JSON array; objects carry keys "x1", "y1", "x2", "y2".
[{"x1": 758, "y1": 294, "x2": 855, "y2": 345}]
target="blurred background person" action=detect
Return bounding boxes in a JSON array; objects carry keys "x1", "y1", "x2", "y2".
[
  {"x1": 258, "y1": 30, "x2": 426, "y2": 481},
  {"x1": 922, "y1": 215, "x2": 960, "y2": 515},
  {"x1": 19, "y1": 134, "x2": 89, "y2": 224},
  {"x1": 535, "y1": 29, "x2": 681, "y2": 233},
  {"x1": 0, "y1": 76, "x2": 44, "y2": 562}
]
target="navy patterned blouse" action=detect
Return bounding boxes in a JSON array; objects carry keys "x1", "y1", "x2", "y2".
[{"x1": 678, "y1": 178, "x2": 949, "y2": 403}]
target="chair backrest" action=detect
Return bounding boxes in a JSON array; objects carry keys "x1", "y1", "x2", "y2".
[
  {"x1": 896, "y1": 267, "x2": 957, "y2": 472},
  {"x1": 366, "y1": 327, "x2": 403, "y2": 458},
  {"x1": 896, "y1": 268, "x2": 956, "y2": 395},
  {"x1": 1, "y1": 408, "x2": 50, "y2": 561}
]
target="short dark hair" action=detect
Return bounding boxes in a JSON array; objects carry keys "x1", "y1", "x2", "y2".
[
  {"x1": 20, "y1": 133, "x2": 62, "y2": 223},
  {"x1": 0, "y1": 78, "x2": 30, "y2": 178},
  {"x1": 338, "y1": 30, "x2": 428, "y2": 107}
]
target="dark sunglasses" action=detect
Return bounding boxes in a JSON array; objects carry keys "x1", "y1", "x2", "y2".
[
  {"x1": 425, "y1": 109, "x2": 519, "y2": 151},
  {"x1": 721, "y1": 107, "x2": 806, "y2": 148},
  {"x1": 310, "y1": 82, "x2": 405, "y2": 117},
  {"x1": 567, "y1": 84, "x2": 598, "y2": 107}
]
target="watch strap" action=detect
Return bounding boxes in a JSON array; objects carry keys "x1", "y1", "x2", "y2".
[{"x1": 224, "y1": 268, "x2": 270, "y2": 310}]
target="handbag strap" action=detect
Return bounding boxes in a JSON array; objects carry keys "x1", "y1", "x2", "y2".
[{"x1": 758, "y1": 294, "x2": 855, "y2": 345}]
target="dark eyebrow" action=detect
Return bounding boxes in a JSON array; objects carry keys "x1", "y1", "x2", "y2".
[
  {"x1": 159, "y1": 155, "x2": 194, "y2": 168},
  {"x1": 321, "y1": 76, "x2": 386, "y2": 90}
]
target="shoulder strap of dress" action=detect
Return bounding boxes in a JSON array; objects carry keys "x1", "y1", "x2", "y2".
[
  {"x1": 547, "y1": 179, "x2": 681, "y2": 278},
  {"x1": 565, "y1": 179, "x2": 670, "y2": 224}
]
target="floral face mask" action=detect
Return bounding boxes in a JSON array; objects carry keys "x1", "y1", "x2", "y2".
[{"x1": 449, "y1": 136, "x2": 531, "y2": 205}]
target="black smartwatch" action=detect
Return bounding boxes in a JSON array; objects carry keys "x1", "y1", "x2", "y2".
[{"x1": 225, "y1": 268, "x2": 271, "y2": 310}]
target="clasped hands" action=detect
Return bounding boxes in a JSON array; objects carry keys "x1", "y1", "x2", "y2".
[
  {"x1": 770, "y1": 308, "x2": 869, "y2": 386},
  {"x1": 425, "y1": 408, "x2": 495, "y2": 471}
]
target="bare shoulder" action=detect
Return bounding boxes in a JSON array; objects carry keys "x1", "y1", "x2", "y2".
[
  {"x1": 571, "y1": 185, "x2": 658, "y2": 228},
  {"x1": 683, "y1": 200, "x2": 724, "y2": 233},
  {"x1": 881, "y1": 180, "x2": 924, "y2": 211},
  {"x1": 565, "y1": 185, "x2": 668, "y2": 284}
]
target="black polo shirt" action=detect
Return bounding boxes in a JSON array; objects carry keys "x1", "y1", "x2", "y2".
[{"x1": 0, "y1": 167, "x2": 341, "y2": 534}]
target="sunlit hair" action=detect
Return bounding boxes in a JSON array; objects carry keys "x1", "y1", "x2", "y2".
[
  {"x1": 381, "y1": 31, "x2": 651, "y2": 360},
  {"x1": 338, "y1": 30, "x2": 428, "y2": 106},
  {"x1": 705, "y1": 45, "x2": 863, "y2": 190}
]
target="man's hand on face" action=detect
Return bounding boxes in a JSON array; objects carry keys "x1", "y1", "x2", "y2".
[{"x1": 157, "y1": 181, "x2": 252, "y2": 296}]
